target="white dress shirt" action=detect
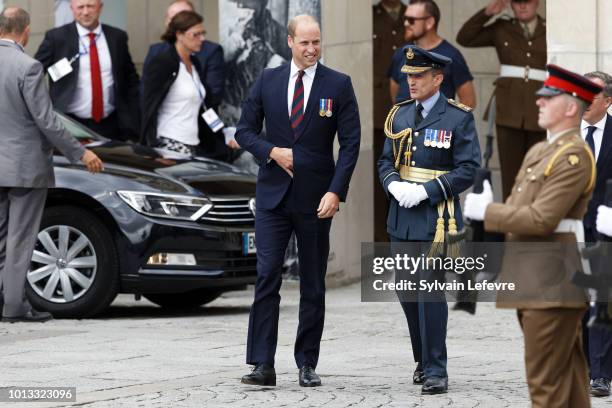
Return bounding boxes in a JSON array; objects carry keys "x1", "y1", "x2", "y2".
[
  {"x1": 287, "y1": 59, "x2": 317, "y2": 116},
  {"x1": 157, "y1": 62, "x2": 206, "y2": 146},
  {"x1": 67, "y1": 23, "x2": 115, "y2": 119},
  {"x1": 581, "y1": 115, "x2": 607, "y2": 161}
]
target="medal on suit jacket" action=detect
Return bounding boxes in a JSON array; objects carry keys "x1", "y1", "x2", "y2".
[
  {"x1": 430, "y1": 129, "x2": 438, "y2": 148},
  {"x1": 424, "y1": 129, "x2": 432, "y2": 147},
  {"x1": 319, "y1": 99, "x2": 326, "y2": 117},
  {"x1": 325, "y1": 99, "x2": 333, "y2": 117},
  {"x1": 443, "y1": 130, "x2": 452, "y2": 149},
  {"x1": 437, "y1": 130, "x2": 444, "y2": 149}
]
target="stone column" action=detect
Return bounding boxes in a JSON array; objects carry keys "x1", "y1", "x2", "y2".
[{"x1": 322, "y1": 0, "x2": 374, "y2": 285}]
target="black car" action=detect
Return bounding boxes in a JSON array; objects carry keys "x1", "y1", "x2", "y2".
[{"x1": 27, "y1": 114, "x2": 257, "y2": 318}]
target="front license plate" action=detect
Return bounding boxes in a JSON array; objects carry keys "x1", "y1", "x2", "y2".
[{"x1": 243, "y1": 232, "x2": 256, "y2": 255}]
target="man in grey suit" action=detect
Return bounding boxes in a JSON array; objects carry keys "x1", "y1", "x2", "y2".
[{"x1": 0, "y1": 6, "x2": 103, "y2": 323}]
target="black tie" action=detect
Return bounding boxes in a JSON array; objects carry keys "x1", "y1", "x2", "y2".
[
  {"x1": 585, "y1": 126, "x2": 596, "y2": 155},
  {"x1": 415, "y1": 104, "x2": 424, "y2": 127}
]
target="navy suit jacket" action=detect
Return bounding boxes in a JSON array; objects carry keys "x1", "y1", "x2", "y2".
[
  {"x1": 235, "y1": 63, "x2": 361, "y2": 213},
  {"x1": 143, "y1": 40, "x2": 225, "y2": 109},
  {"x1": 34, "y1": 22, "x2": 141, "y2": 140},
  {"x1": 377, "y1": 97, "x2": 481, "y2": 240},
  {"x1": 584, "y1": 114, "x2": 612, "y2": 237}
]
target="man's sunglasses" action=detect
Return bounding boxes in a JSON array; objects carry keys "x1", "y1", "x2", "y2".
[{"x1": 403, "y1": 15, "x2": 431, "y2": 25}]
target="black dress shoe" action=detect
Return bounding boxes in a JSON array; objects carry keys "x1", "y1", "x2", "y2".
[
  {"x1": 413, "y1": 363, "x2": 425, "y2": 384},
  {"x1": 421, "y1": 376, "x2": 448, "y2": 395},
  {"x1": 591, "y1": 378, "x2": 611, "y2": 397},
  {"x1": 241, "y1": 363, "x2": 276, "y2": 386},
  {"x1": 2, "y1": 309, "x2": 53, "y2": 323},
  {"x1": 299, "y1": 365, "x2": 321, "y2": 387}
]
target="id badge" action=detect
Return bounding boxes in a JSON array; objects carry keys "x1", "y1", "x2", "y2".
[
  {"x1": 202, "y1": 108, "x2": 224, "y2": 132},
  {"x1": 48, "y1": 58, "x2": 74, "y2": 82}
]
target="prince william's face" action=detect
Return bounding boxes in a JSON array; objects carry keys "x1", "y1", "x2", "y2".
[{"x1": 288, "y1": 22, "x2": 321, "y2": 70}]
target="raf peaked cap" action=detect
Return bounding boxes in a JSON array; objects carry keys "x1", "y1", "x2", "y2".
[
  {"x1": 400, "y1": 45, "x2": 452, "y2": 74},
  {"x1": 536, "y1": 64, "x2": 603, "y2": 104}
]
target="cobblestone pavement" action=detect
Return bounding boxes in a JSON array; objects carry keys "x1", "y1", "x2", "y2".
[{"x1": 1, "y1": 283, "x2": 610, "y2": 407}]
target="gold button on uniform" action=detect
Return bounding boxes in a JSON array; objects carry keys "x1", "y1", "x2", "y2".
[
  {"x1": 392, "y1": 45, "x2": 397, "y2": 50},
  {"x1": 530, "y1": 175, "x2": 536, "y2": 181},
  {"x1": 392, "y1": 30, "x2": 396, "y2": 35},
  {"x1": 517, "y1": 187, "x2": 523, "y2": 192},
  {"x1": 526, "y1": 52, "x2": 531, "y2": 57},
  {"x1": 528, "y1": 41, "x2": 532, "y2": 46},
  {"x1": 504, "y1": 41, "x2": 508, "y2": 46},
  {"x1": 411, "y1": 161, "x2": 416, "y2": 166},
  {"x1": 412, "y1": 146, "x2": 417, "y2": 151},
  {"x1": 526, "y1": 168, "x2": 532, "y2": 173},
  {"x1": 415, "y1": 131, "x2": 420, "y2": 137}
]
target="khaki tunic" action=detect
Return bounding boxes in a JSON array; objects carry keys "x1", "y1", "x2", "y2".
[
  {"x1": 373, "y1": 3, "x2": 406, "y2": 130},
  {"x1": 456, "y1": 8, "x2": 546, "y2": 132},
  {"x1": 484, "y1": 129, "x2": 596, "y2": 309}
]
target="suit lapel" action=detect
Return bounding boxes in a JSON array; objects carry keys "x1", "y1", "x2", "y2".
[
  {"x1": 101, "y1": 25, "x2": 119, "y2": 82},
  {"x1": 69, "y1": 23, "x2": 80, "y2": 76},
  {"x1": 294, "y1": 63, "x2": 326, "y2": 141},
  {"x1": 416, "y1": 95, "x2": 445, "y2": 131},
  {"x1": 597, "y1": 114, "x2": 612, "y2": 170}
]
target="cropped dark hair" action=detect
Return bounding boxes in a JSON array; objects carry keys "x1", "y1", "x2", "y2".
[
  {"x1": 161, "y1": 10, "x2": 203, "y2": 43},
  {"x1": 409, "y1": 0, "x2": 441, "y2": 29}
]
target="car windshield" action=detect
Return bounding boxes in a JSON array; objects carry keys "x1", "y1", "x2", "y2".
[{"x1": 56, "y1": 112, "x2": 108, "y2": 143}]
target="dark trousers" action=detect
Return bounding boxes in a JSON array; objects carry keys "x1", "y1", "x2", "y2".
[
  {"x1": 246, "y1": 185, "x2": 332, "y2": 368},
  {"x1": 0, "y1": 188, "x2": 47, "y2": 317},
  {"x1": 391, "y1": 238, "x2": 448, "y2": 378},
  {"x1": 67, "y1": 111, "x2": 124, "y2": 141},
  {"x1": 496, "y1": 125, "x2": 546, "y2": 200}
]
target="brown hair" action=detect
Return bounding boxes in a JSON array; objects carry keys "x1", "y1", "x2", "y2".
[
  {"x1": 408, "y1": 0, "x2": 441, "y2": 29},
  {"x1": 161, "y1": 10, "x2": 203, "y2": 43}
]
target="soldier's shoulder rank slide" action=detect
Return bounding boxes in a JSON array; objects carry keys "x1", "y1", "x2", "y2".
[
  {"x1": 447, "y1": 98, "x2": 472, "y2": 112},
  {"x1": 424, "y1": 129, "x2": 452, "y2": 149},
  {"x1": 394, "y1": 98, "x2": 415, "y2": 107}
]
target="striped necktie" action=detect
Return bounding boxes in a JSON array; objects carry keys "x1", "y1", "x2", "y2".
[{"x1": 290, "y1": 70, "x2": 306, "y2": 132}]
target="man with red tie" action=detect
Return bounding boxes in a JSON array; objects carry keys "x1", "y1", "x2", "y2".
[
  {"x1": 236, "y1": 14, "x2": 361, "y2": 388},
  {"x1": 35, "y1": 0, "x2": 140, "y2": 141}
]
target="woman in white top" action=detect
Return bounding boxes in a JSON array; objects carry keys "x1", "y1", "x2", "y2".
[{"x1": 141, "y1": 11, "x2": 207, "y2": 157}]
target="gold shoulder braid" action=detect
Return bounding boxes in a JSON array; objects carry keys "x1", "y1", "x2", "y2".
[
  {"x1": 384, "y1": 103, "x2": 414, "y2": 170},
  {"x1": 543, "y1": 142, "x2": 596, "y2": 195},
  {"x1": 447, "y1": 98, "x2": 472, "y2": 112}
]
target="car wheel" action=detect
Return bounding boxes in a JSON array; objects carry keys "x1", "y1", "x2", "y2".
[
  {"x1": 144, "y1": 289, "x2": 222, "y2": 309},
  {"x1": 26, "y1": 206, "x2": 119, "y2": 318}
]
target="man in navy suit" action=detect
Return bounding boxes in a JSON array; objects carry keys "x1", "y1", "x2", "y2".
[
  {"x1": 580, "y1": 71, "x2": 612, "y2": 397},
  {"x1": 378, "y1": 46, "x2": 480, "y2": 395},
  {"x1": 236, "y1": 14, "x2": 360, "y2": 387},
  {"x1": 34, "y1": 0, "x2": 140, "y2": 141}
]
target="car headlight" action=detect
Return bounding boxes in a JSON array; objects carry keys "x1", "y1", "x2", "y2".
[{"x1": 117, "y1": 191, "x2": 213, "y2": 221}]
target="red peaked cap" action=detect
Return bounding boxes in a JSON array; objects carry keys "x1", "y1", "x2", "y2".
[{"x1": 536, "y1": 64, "x2": 603, "y2": 104}]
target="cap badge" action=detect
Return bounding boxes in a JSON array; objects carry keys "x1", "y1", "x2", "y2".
[{"x1": 406, "y1": 47, "x2": 415, "y2": 60}]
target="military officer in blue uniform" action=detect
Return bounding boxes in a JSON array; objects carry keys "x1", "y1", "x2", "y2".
[{"x1": 377, "y1": 46, "x2": 481, "y2": 395}]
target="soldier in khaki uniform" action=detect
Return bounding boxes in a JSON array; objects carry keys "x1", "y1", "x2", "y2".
[
  {"x1": 464, "y1": 64, "x2": 602, "y2": 408},
  {"x1": 457, "y1": 0, "x2": 546, "y2": 200},
  {"x1": 373, "y1": 0, "x2": 407, "y2": 242}
]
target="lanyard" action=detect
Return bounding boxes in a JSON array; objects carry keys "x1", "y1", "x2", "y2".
[
  {"x1": 69, "y1": 32, "x2": 100, "y2": 64},
  {"x1": 184, "y1": 62, "x2": 205, "y2": 102}
]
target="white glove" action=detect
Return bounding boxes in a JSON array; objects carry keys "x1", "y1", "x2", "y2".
[
  {"x1": 596, "y1": 205, "x2": 612, "y2": 237},
  {"x1": 463, "y1": 179, "x2": 494, "y2": 221},
  {"x1": 388, "y1": 181, "x2": 404, "y2": 202},
  {"x1": 401, "y1": 184, "x2": 428, "y2": 208}
]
